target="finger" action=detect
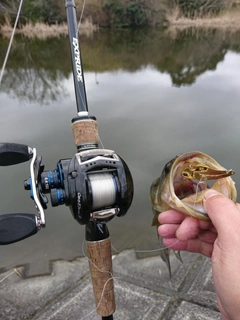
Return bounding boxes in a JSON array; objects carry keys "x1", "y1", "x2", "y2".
[
  {"x1": 159, "y1": 223, "x2": 216, "y2": 243},
  {"x1": 158, "y1": 210, "x2": 186, "y2": 225},
  {"x1": 197, "y1": 230, "x2": 217, "y2": 244},
  {"x1": 158, "y1": 224, "x2": 179, "y2": 238},
  {"x1": 176, "y1": 216, "x2": 213, "y2": 241},
  {"x1": 163, "y1": 237, "x2": 213, "y2": 257},
  {"x1": 204, "y1": 190, "x2": 240, "y2": 238}
]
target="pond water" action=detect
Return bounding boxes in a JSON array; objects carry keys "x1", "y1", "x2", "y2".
[{"x1": 0, "y1": 28, "x2": 240, "y2": 276}]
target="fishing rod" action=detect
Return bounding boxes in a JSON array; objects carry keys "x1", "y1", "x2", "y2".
[{"x1": 0, "y1": 1, "x2": 134, "y2": 319}]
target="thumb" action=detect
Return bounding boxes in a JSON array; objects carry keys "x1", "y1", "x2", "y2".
[{"x1": 204, "y1": 190, "x2": 240, "y2": 236}]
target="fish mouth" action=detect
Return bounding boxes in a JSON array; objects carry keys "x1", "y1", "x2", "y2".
[
  {"x1": 178, "y1": 166, "x2": 236, "y2": 219},
  {"x1": 152, "y1": 151, "x2": 237, "y2": 221}
]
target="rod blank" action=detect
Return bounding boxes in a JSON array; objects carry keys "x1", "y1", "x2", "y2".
[{"x1": 65, "y1": 0, "x2": 88, "y2": 113}]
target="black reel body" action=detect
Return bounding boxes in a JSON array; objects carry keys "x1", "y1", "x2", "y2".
[
  {"x1": 38, "y1": 149, "x2": 134, "y2": 225},
  {"x1": 0, "y1": 143, "x2": 133, "y2": 243}
]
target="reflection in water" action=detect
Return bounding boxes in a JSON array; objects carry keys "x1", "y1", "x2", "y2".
[
  {"x1": 0, "y1": 28, "x2": 240, "y2": 275},
  {"x1": 0, "y1": 36, "x2": 70, "y2": 103},
  {"x1": 2, "y1": 69, "x2": 67, "y2": 103},
  {"x1": 159, "y1": 28, "x2": 231, "y2": 86},
  {"x1": 1, "y1": 28, "x2": 240, "y2": 103}
]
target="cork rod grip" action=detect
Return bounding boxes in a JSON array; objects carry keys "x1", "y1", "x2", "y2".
[
  {"x1": 72, "y1": 119, "x2": 99, "y2": 148},
  {"x1": 87, "y1": 238, "x2": 116, "y2": 317}
]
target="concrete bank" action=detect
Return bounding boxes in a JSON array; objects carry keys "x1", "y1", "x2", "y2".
[{"x1": 0, "y1": 249, "x2": 221, "y2": 320}]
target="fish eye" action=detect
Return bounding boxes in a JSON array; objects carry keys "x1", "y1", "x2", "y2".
[{"x1": 164, "y1": 161, "x2": 172, "y2": 174}]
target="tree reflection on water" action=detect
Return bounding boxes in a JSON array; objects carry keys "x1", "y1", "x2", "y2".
[{"x1": 1, "y1": 27, "x2": 240, "y2": 103}]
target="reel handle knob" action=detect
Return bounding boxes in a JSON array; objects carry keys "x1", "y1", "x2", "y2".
[
  {"x1": 0, "y1": 143, "x2": 32, "y2": 166},
  {"x1": 0, "y1": 213, "x2": 38, "y2": 245}
]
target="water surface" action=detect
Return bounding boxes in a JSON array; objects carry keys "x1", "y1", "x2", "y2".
[{"x1": 0, "y1": 28, "x2": 239, "y2": 275}]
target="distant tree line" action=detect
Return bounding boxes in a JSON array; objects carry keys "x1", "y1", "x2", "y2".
[
  {"x1": 172, "y1": 0, "x2": 235, "y2": 17},
  {"x1": 0, "y1": 0, "x2": 237, "y2": 27},
  {"x1": 0, "y1": 0, "x2": 63, "y2": 24}
]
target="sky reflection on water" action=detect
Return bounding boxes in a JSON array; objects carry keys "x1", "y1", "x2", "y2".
[{"x1": 0, "y1": 44, "x2": 239, "y2": 275}]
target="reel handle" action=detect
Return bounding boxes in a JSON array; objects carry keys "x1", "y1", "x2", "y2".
[
  {"x1": 0, "y1": 143, "x2": 32, "y2": 166},
  {"x1": 0, "y1": 213, "x2": 38, "y2": 245}
]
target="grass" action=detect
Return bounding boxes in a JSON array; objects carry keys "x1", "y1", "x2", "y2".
[
  {"x1": 0, "y1": 17, "x2": 98, "y2": 39},
  {"x1": 1, "y1": 1, "x2": 240, "y2": 38},
  {"x1": 166, "y1": 5, "x2": 240, "y2": 30}
]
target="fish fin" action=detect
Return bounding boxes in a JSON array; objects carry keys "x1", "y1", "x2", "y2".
[
  {"x1": 151, "y1": 208, "x2": 160, "y2": 227},
  {"x1": 152, "y1": 214, "x2": 159, "y2": 227},
  {"x1": 158, "y1": 234, "x2": 172, "y2": 278},
  {"x1": 173, "y1": 250, "x2": 183, "y2": 263}
]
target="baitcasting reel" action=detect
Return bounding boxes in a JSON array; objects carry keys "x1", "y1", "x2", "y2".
[{"x1": 0, "y1": 143, "x2": 134, "y2": 244}]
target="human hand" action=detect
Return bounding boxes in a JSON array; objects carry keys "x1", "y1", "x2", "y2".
[{"x1": 158, "y1": 190, "x2": 240, "y2": 320}]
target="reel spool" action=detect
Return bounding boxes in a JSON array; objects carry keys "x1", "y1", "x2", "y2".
[{"x1": 88, "y1": 172, "x2": 118, "y2": 211}]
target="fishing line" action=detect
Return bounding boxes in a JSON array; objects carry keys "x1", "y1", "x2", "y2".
[
  {"x1": 76, "y1": 0, "x2": 108, "y2": 153},
  {"x1": 0, "y1": 270, "x2": 15, "y2": 283},
  {"x1": 76, "y1": 0, "x2": 107, "y2": 152},
  {"x1": 79, "y1": 237, "x2": 181, "y2": 319},
  {"x1": 80, "y1": 240, "x2": 120, "y2": 320},
  {"x1": 111, "y1": 239, "x2": 181, "y2": 254},
  {"x1": 78, "y1": 0, "x2": 87, "y2": 29},
  {"x1": 0, "y1": 0, "x2": 24, "y2": 87},
  {"x1": 89, "y1": 173, "x2": 118, "y2": 210},
  {"x1": 195, "y1": 178, "x2": 206, "y2": 194},
  {"x1": 0, "y1": 267, "x2": 22, "y2": 284},
  {"x1": 79, "y1": 277, "x2": 117, "y2": 320},
  {"x1": 192, "y1": 178, "x2": 207, "y2": 212},
  {"x1": 81, "y1": 239, "x2": 116, "y2": 278}
]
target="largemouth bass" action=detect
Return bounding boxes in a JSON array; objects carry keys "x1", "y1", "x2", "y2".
[{"x1": 150, "y1": 151, "x2": 237, "y2": 276}]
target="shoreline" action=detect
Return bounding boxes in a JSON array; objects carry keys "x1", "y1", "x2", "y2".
[
  {"x1": 0, "y1": 19, "x2": 98, "y2": 39},
  {"x1": 1, "y1": 10, "x2": 240, "y2": 39},
  {"x1": 166, "y1": 7, "x2": 240, "y2": 30}
]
